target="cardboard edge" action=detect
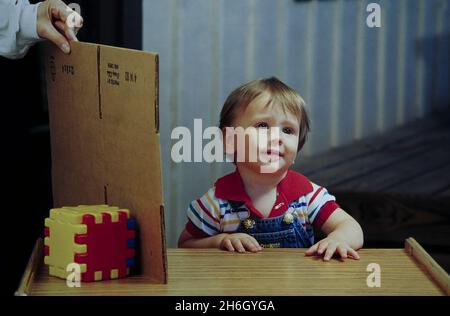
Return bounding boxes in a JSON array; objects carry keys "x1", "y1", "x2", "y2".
[
  {"x1": 404, "y1": 237, "x2": 450, "y2": 296},
  {"x1": 97, "y1": 45, "x2": 102, "y2": 119},
  {"x1": 155, "y1": 54, "x2": 160, "y2": 134},
  {"x1": 160, "y1": 204, "x2": 168, "y2": 284},
  {"x1": 15, "y1": 238, "x2": 43, "y2": 296}
]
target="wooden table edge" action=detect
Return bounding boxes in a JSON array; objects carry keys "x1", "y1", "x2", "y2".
[
  {"x1": 15, "y1": 238, "x2": 43, "y2": 296},
  {"x1": 15, "y1": 237, "x2": 450, "y2": 296},
  {"x1": 405, "y1": 237, "x2": 450, "y2": 295}
]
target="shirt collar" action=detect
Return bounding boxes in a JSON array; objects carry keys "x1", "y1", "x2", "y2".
[{"x1": 215, "y1": 169, "x2": 313, "y2": 203}]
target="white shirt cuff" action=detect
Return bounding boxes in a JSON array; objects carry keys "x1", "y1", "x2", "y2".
[{"x1": 19, "y1": 2, "x2": 40, "y2": 43}]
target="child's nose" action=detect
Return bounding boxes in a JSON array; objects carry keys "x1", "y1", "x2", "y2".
[{"x1": 269, "y1": 129, "x2": 283, "y2": 146}]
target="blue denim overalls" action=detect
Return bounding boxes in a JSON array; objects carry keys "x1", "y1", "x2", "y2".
[{"x1": 232, "y1": 201, "x2": 314, "y2": 248}]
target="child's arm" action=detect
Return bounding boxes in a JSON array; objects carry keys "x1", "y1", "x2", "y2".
[
  {"x1": 178, "y1": 228, "x2": 262, "y2": 253},
  {"x1": 305, "y1": 208, "x2": 364, "y2": 261}
]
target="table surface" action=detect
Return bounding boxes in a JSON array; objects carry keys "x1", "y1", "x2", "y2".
[{"x1": 29, "y1": 248, "x2": 445, "y2": 296}]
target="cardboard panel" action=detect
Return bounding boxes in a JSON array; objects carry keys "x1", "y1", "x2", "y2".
[{"x1": 44, "y1": 41, "x2": 167, "y2": 283}]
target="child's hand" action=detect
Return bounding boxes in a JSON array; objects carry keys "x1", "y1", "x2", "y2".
[
  {"x1": 220, "y1": 233, "x2": 262, "y2": 253},
  {"x1": 305, "y1": 237, "x2": 360, "y2": 261}
]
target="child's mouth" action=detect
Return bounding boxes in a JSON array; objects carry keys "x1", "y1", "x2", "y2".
[{"x1": 266, "y1": 149, "x2": 284, "y2": 157}]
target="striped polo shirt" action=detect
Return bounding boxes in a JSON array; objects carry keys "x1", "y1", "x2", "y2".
[{"x1": 185, "y1": 169, "x2": 339, "y2": 238}]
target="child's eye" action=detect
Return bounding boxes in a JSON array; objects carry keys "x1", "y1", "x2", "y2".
[
  {"x1": 255, "y1": 122, "x2": 269, "y2": 129},
  {"x1": 282, "y1": 127, "x2": 294, "y2": 134}
]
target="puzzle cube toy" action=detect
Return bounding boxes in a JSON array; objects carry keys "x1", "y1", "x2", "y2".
[{"x1": 44, "y1": 205, "x2": 136, "y2": 282}]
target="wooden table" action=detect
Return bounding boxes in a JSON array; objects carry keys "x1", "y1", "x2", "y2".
[{"x1": 17, "y1": 238, "x2": 448, "y2": 296}]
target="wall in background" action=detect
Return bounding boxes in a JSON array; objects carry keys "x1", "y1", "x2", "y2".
[{"x1": 142, "y1": 0, "x2": 450, "y2": 247}]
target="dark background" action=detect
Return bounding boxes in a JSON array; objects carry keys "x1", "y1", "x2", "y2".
[{"x1": 1, "y1": 0, "x2": 142, "y2": 296}]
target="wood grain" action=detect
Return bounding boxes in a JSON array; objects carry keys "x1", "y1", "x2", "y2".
[{"x1": 27, "y1": 248, "x2": 445, "y2": 296}]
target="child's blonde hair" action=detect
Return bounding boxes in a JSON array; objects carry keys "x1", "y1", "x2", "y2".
[{"x1": 219, "y1": 77, "x2": 310, "y2": 151}]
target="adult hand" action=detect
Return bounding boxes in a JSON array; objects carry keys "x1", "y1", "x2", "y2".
[{"x1": 37, "y1": 0, "x2": 83, "y2": 54}]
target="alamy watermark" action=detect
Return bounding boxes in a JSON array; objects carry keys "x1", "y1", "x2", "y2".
[
  {"x1": 366, "y1": 263, "x2": 381, "y2": 288},
  {"x1": 366, "y1": 3, "x2": 381, "y2": 28},
  {"x1": 66, "y1": 262, "x2": 81, "y2": 288},
  {"x1": 171, "y1": 119, "x2": 284, "y2": 174}
]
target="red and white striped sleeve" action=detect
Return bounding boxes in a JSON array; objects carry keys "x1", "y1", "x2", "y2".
[
  {"x1": 185, "y1": 188, "x2": 222, "y2": 237},
  {"x1": 306, "y1": 182, "x2": 340, "y2": 229}
]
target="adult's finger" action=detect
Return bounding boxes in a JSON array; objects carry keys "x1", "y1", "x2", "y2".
[
  {"x1": 54, "y1": 20, "x2": 78, "y2": 42},
  {"x1": 40, "y1": 23, "x2": 70, "y2": 53},
  {"x1": 50, "y1": 1, "x2": 83, "y2": 30},
  {"x1": 49, "y1": 0, "x2": 73, "y2": 22}
]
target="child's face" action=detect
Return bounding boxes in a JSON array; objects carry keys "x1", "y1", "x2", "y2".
[{"x1": 227, "y1": 92, "x2": 300, "y2": 174}]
